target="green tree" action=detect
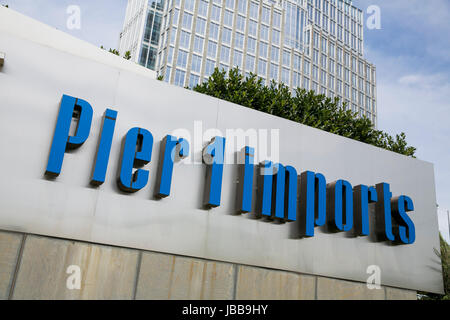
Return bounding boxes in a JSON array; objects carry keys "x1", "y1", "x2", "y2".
[
  {"x1": 193, "y1": 67, "x2": 416, "y2": 157},
  {"x1": 124, "y1": 51, "x2": 132, "y2": 60},
  {"x1": 108, "y1": 48, "x2": 120, "y2": 56},
  {"x1": 419, "y1": 234, "x2": 449, "y2": 300}
]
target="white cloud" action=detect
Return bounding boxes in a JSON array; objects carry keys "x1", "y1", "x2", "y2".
[
  {"x1": 398, "y1": 73, "x2": 449, "y2": 89},
  {"x1": 372, "y1": 53, "x2": 450, "y2": 211}
]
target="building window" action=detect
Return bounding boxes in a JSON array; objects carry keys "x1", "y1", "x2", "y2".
[
  {"x1": 235, "y1": 32, "x2": 244, "y2": 49},
  {"x1": 293, "y1": 54, "x2": 300, "y2": 70},
  {"x1": 198, "y1": 0, "x2": 209, "y2": 17},
  {"x1": 271, "y1": 46, "x2": 279, "y2": 62},
  {"x1": 233, "y1": 50, "x2": 243, "y2": 68},
  {"x1": 184, "y1": 0, "x2": 195, "y2": 12},
  {"x1": 272, "y1": 29, "x2": 281, "y2": 45},
  {"x1": 172, "y1": 9, "x2": 180, "y2": 26},
  {"x1": 220, "y1": 63, "x2": 229, "y2": 72},
  {"x1": 220, "y1": 46, "x2": 230, "y2": 63},
  {"x1": 236, "y1": 15, "x2": 246, "y2": 32},
  {"x1": 313, "y1": 49, "x2": 319, "y2": 64},
  {"x1": 337, "y1": 64, "x2": 342, "y2": 78},
  {"x1": 260, "y1": 25, "x2": 269, "y2": 41},
  {"x1": 189, "y1": 74, "x2": 200, "y2": 88},
  {"x1": 222, "y1": 27, "x2": 232, "y2": 45},
  {"x1": 166, "y1": 46, "x2": 174, "y2": 65},
  {"x1": 258, "y1": 59, "x2": 267, "y2": 75},
  {"x1": 170, "y1": 27, "x2": 177, "y2": 45},
  {"x1": 224, "y1": 10, "x2": 233, "y2": 27},
  {"x1": 336, "y1": 80, "x2": 342, "y2": 93},
  {"x1": 293, "y1": 71, "x2": 300, "y2": 88},
  {"x1": 195, "y1": 18, "x2": 206, "y2": 35},
  {"x1": 247, "y1": 37, "x2": 256, "y2": 54},
  {"x1": 322, "y1": 37, "x2": 327, "y2": 52},
  {"x1": 329, "y1": 43, "x2": 335, "y2": 57},
  {"x1": 182, "y1": 13, "x2": 193, "y2": 29},
  {"x1": 237, "y1": 0, "x2": 247, "y2": 14},
  {"x1": 191, "y1": 54, "x2": 202, "y2": 73},
  {"x1": 211, "y1": 5, "x2": 221, "y2": 22},
  {"x1": 207, "y1": 41, "x2": 217, "y2": 58},
  {"x1": 209, "y1": 23, "x2": 219, "y2": 40},
  {"x1": 303, "y1": 60, "x2": 310, "y2": 75},
  {"x1": 259, "y1": 42, "x2": 268, "y2": 58},
  {"x1": 193, "y1": 36, "x2": 204, "y2": 53},
  {"x1": 344, "y1": 84, "x2": 350, "y2": 98},
  {"x1": 179, "y1": 31, "x2": 191, "y2": 49},
  {"x1": 282, "y1": 68, "x2": 290, "y2": 85},
  {"x1": 174, "y1": 69, "x2": 186, "y2": 86},
  {"x1": 248, "y1": 20, "x2": 258, "y2": 37},
  {"x1": 226, "y1": 0, "x2": 235, "y2": 10},
  {"x1": 329, "y1": 75, "x2": 335, "y2": 90},
  {"x1": 329, "y1": 59, "x2": 335, "y2": 74},
  {"x1": 270, "y1": 63, "x2": 279, "y2": 80},
  {"x1": 344, "y1": 68, "x2": 350, "y2": 82},
  {"x1": 273, "y1": 11, "x2": 281, "y2": 29},
  {"x1": 205, "y1": 59, "x2": 216, "y2": 77},
  {"x1": 249, "y1": 2, "x2": 259, "y2": 20},
  {"x1": 282, "y1": 50, "x2": 291, "y2": 67},
  {"x1": 312, "y1": 65, "x2": 318, "y2": 80},
  {"x1": 321, "y1": 70, "x2": 327, "y2": 85},
  {"x1": 164, "y1": 66, "x2": 171, "y2": 82},
  {"x1": 303, "y1": 77, "x2": 310, "y2": 90},
  {"x1": 313, "y1": 32, "x2": 320, "y2": 48},
  {"x1": 246, "y1": 55, "x2": 255, "y2": 72},
  {"x1": 261, "y1": 6, "x2": 270, "y2": 24},
  {"x1": 321, "y1": 54, "x2": 327, "y2": 69},
  {"x1": 176, "y1": 49, "x2": 188, "y2": 68}
]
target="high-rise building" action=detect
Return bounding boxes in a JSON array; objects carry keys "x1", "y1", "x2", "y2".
[{"x1": 119, "y1": 0, "x2": 377, "y2": 125}]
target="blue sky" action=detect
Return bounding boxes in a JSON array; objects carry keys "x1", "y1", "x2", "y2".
[{"x1": 3, "y1": 0, "x2": 450, "y2": 241}]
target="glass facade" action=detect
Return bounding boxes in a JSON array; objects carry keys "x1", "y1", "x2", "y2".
[
  {"x1": 119, "y1": 0, "x2": 377, "y2": 126},
  {"x1": 139, "y1": 0, "x2": 166, "y2": 70}
]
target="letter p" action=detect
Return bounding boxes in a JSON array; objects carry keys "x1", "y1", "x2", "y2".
[{"x1": 45, "y1": 95, "x2": 93, "y2": 177}]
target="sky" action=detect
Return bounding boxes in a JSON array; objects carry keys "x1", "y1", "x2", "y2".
[{"x1": 2, "y1": 0, "x2": 449, "y2": 242}]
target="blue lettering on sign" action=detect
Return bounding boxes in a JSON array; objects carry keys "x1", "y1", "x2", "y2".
[
  {"x1": 203, "y1": 136, "x2": 226, "y2": 208},
  {"x1": 46, "y1": 94, "x2": 93, "y2": 177},
  {"x1": 45, "y1": 95, "x2": 416, "y2": 245},
  {"x1": 91, "y1": 109, "x2": 117, "y2": 186},
  {"x1": 118, "y1": 127, "x2": 153, "y2": 193},
  {"x1": 299, "y1": 171, "x2": 327, "y2": 237},
  {"x1": 237, "y1": 146, "x2": 254, "y2": 214},
  {"x1": 155, "y1": 135, "x2": 189, "y2": 198}
]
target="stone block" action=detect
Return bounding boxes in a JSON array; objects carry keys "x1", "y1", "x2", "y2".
[
  {"x1": 386, "y1": 287, "x2": 417, "y2": 300},
  {"x1": 235, "y1": 265, "x2": 316, "y2": 300},
  {"x1": 12, "y1": 235, "x2": 139, "y2": 299},
  {"x1": 317, "y1": 277, "x2": 385, "y2": 300},
  {"x1": 0, "y1": 231, "x2": 23, "y2": 300},
  {"x1": 135, "y1": 252, "x2": 234, "y2": 300}
]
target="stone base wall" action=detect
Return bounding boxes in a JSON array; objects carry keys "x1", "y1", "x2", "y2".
[{"x1": 0, "y1": 230, "x2": 417, "y2": 300}]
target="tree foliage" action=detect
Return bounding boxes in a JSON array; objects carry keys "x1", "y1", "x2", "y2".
[
  {"x1": 419, "y1": 234, "x2": 449, "y2": 300},
  {"x1": 193, "y1": 67, "x2": 416, "y2": 157},
  {"x1": 108, "y1": 48, "x2": 120, "y2": 56}
]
